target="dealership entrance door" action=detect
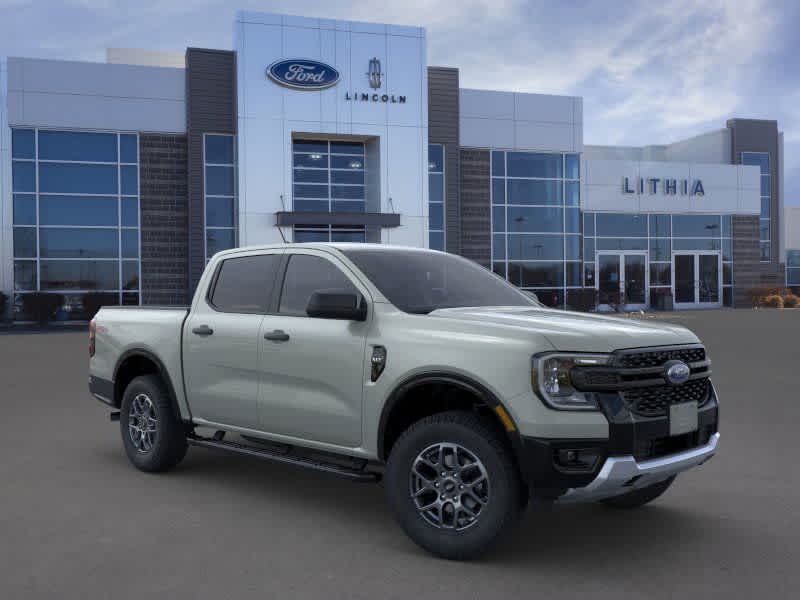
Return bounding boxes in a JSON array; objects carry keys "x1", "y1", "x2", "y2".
[
  {"x1": 596, "y1": 252, "x2": 648, "y2": 311},
  {"x1": 672, "y1": 252, "x2": 722, "y2": 309}
]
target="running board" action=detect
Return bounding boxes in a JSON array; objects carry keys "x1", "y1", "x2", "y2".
[{"x1": 186, "y1": 435, "x2": 379, "y2": 483}]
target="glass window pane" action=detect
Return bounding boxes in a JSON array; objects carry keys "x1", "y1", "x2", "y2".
[
  {"x1": 206, "y1": 197, "x2": 234, "y2": 227},
  {"x1": 650, "y1": 263, "x2": 671, "y2": 286},
  {"x1": 491, "y1": 151, "x2": 505, "y2": 177},
  {"x1": 492, "y1": 235, "x2": 506, "y2": 260},
  {"x1": 205, "y1": 166, "x2": 235, "y2": 195},
  {"x1": 584, "y1": 262, "x2": 595, "y2": 287},
  {"x1": 596, "y1": 238, "x2": 647, "y2": 250},
  {"x1": 492, "y1": 261, "x2": 506, "y2": 279},
  {"x1": 507, "y1": 152, "x2": 562, "y2": 178},
  {"x1": 39, "y1": 163, "x2": 117, "y2": 194},
  {"x1": 565, "y1": 154, "x2": 580, "y2": 179},
  {"x1": 13, "y1": 194, "x2": 36, "y2": 225},
  {"x1": 507, "y1": 180, "x2": 562, "y2": 205},
  {"x1": 673, "y1": 214, "x2": 721, "y2": 237},
  {"x1": 583, "y1": 237, "x2": 594, "y2": 261},
  {"x1": 205, "y1": 135, "x2": 234, "y2": 164},
  {"x1": 330, "y1": 141, "x2": 364, "y2": 155},
  {"x1": 14, "y1": 261, "x2": 37, "y2": 290},
  {"x1": 40, "y1": 228, "x2": 118, "y2": 258},
  {"x1": 429, "y1": 232, "x2": 444, "y2": 251},
  {"x1": 12, "y1": 129, "x2": 35, "y2": 159},
  {"x1": 122, "y1": 261, "x2": 139, "y2": 290},
  {"x1": 294, "y1": 229, "x2": 329, "y2": 242},
  {"x1": 787, "y1": 268, "x2": 800, "y2": 285},
  {"x1": 565, "y1": 181, "x2": 579, "y2": 206},
  {"x1": 40, "y1": 195, "x2": 118, "y2": 226},
  {"x1": 787, "y1": 251, "x2": 800, "y2": 268},
  {"x1": 565, "y1": 207, "x2": 580, "y2": 233},
  {"x1": 206, "y1": 229, "x2": 236, "y2": 258},
  {"x1": 279, "y1": 254, "x2": 358, "y2": 316},
  {"x1": 294, "y1": 200, "x2": 328, "y2": 212},
  {"x1": 722, "y1": 238, "x2": 732, "y2": 261},
  {"x1": 595, "y1": 213, "x2": 647, "y2": 237},
  {"x1": 40, "y1": 260, "x2": 119, "y2": 290},
  {"x1": 120, "y1": 134, "x2": 138, "y2": 163},
  {"x1": 428, "y1": 173, "x2": 444, "y2": 203},
  {"x1": 761, "y1": 197, "x2": 770, "y2": 218},
  {"x1": 759, "y1": 219, "x2": 770, "y2": 240},
  {"x1": 492, "y1": 206, "x2": 505, "y2": 232},
  {"x1": 293, "y1": 168, "x2": 329, "y2": 183},
  {"x1": 121, "y1": 165, "x2": 138, "y2": 195},
  {"x1": 721, "y1": 215, "x2": 732, "y2": 237},
  {"x1": 294, "y1": 184, "x2": 329, "y2": 199},
  {"x1": 294, "y1": 153, "x2": 329, "y2": 168},
  {"x1": 330, "y1": 155, "x2": 362, "y2": 169},
  {"x1": 293, "y1": 140, "x2": 328, "y2": 154},
  {"x1": 507, "y1": 235, "x2": 564, "y2": 260},
  {"x1": 331, "y1": 229, "x2": 366, "y2": 243},
  {"x1": 331, "y1": 185, "x2": 364, "y2": 200},
  {"x1": 429, "y1": 203, "x2": 444, "y2": 231},
  {"x1": 760, "y1": 242, "x2": 770, "y2": 261},
  {"x1": 331, "y1": 201, "x2": 365, "y2": 213},
  {"x1": 507, "y1": 206, "x2": 563, "y2": 233},
  {"x1": 38, "y1": 130, "x2": 117, "y2": 162},
  {"x1": 507, "y1": 262, "x2": 564, "y2": 287},
  {"x1": 583, "y1": 213, "x2": 595, "y2": 236},
  {"x1": 121, "y1": 198, "x2": 139, "y2": 227},
  {"x1": 649, "y1": 238, "x2": 671, "y2": 261},
  {"x1": 673, "y1": 238, "x2": 721, "y2": 251},
  {"x1": 741, "y1": 152, "x2": 769, "y2": 174},
  {"x1": 649, "y1": 214, "x2": 671, "y2": 237},
  {"x1": 428, "y1": 145, "x2": 444, "y2": 172},
  {"x1": 210, "y1": 254, "x2": 281, "y2": 313},
  {"x1": 13, "y1": 227, "x2": 37, "y2": 258},
  {"x1": 332, "y1": 170, "x2": 365, "y2": 185},
  {"x1": 492, "y1": 179, "x2": 505, "y2": 205},
  {"x1": 760, "y1": 175, "x2": 770, "y2": 196},
  {"x1": 12, "y1": 161, "x2": 36, "y2": 192},
  {"x1": 566, "y1": 262, "x2": 581, "y2": 287},
  {"x1": 565, "y1": 235, "x2": 581, "y2": 260},
  {"x1": 723, "y1": 263, "x2": 732, "y2": 285}
]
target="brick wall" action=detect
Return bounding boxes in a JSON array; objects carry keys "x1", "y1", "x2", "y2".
[
  {"x1": 139, "y1": 134, "x2": 189, "y2": 305},
  {"x1": 459, "y1": 149, "x2": 491, "y2": 266}
]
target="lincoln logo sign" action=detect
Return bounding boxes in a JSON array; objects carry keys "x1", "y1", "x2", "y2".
[
  {"x1": 266, "y1": 59, "x2": 340, "y2": 90},
  {"x1": 623, "y1": 176, "x2": 705, "y2": 196}
]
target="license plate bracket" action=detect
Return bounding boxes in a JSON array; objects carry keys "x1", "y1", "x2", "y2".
[{"x1": 669, "y1": 401, "x2": 698, "y2": 436}]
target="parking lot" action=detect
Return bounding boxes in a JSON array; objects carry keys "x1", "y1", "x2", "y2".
[{"x1": 1, "y1": 309, "x2": 798, "y2": 599}]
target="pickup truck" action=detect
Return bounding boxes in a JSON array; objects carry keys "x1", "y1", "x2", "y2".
[{"x1": 89, "y1": 243, "x2": 719, "y2": 559}]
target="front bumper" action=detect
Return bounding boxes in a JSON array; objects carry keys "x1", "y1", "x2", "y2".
[{"x1": 558, "y1": 432, "x2": 719, "y2": 503}]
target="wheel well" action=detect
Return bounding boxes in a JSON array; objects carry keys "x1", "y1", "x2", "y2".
[
  {"x1": 379, "y1": 379, "x2": 516, "y2": 461},
  {"x1": 114, "y1": 354, "x2": 171, "y2": 413}
]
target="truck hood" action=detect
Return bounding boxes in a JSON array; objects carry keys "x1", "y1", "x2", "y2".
[{"x1": 428, "y1": 306, "x2": 699, "y2": 353}]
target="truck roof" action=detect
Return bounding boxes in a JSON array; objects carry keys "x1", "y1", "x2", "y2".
[{"x1": 211, "y1": 242, "x2": 444, "y2": 258}]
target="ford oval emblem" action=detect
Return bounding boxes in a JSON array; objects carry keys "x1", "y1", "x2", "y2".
[
  {"x1": 267, "y1": 59, "x2": 340, "y2": 90},
  {"x1": 664, "y1": 361, "x2": 691, "y2": 385}
]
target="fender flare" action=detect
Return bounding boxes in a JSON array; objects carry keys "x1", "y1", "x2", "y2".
[{"x1": 113, "y1": 349, "x2": 186, "y2": 422}]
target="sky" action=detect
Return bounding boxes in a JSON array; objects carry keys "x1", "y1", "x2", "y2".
[{"x1": 1, "y1": 0, "x2": 798, "y2": 204}]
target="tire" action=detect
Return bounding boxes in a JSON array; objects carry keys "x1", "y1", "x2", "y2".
[
  {"x1": 120, "y1": 374, "x2": 188, "y2": 473},
  {"x1": 600, "y1": 475, "x2": 676, "y2": 509},
  {"x1": 385, "y1": 411, "x2": 523, "y2": 560}
]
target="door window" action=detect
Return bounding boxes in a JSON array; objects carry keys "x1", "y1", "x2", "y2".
[
  {"x1": 279, "y1": 255, "x2": 359, "y2": 316},
  {"x1": 209, "y1": 254, "x2": 281, "y2": 313}
]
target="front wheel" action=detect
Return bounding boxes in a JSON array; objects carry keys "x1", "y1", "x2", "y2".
[
  {"x1": 120, "y1": 375, "x2": 187, "y2": 473},
  {"x1": 385, "y1": 411, "x2": 523, "y2": 560}
]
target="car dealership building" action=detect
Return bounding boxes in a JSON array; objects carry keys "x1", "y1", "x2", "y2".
[{"x1": 0, "y1": 11, "x2": 793, "y2": 319}]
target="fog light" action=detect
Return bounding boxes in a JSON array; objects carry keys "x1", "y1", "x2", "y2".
[{"x1": 555, "y1": 448, "x2": 601, "y2": 471}]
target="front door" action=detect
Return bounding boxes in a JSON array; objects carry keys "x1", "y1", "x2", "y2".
[
  {"x1": 672, "y1": 252, "x2": 721, "y2": 309},
  {"x1": 596, "y1": 252, "x2": 648, "y2": 310}
]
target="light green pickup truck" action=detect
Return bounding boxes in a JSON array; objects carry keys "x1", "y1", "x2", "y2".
[{"x1": 89, "y1": 243, "x2": 719, "y2": 559}]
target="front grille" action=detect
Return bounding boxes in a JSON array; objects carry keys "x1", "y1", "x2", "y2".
[
  {"x1": 621, "y1": 378, "x2": 710, "y2": 417},
  {"x1": 616, "y1": 347, "x2": 706, "y2": 368}
]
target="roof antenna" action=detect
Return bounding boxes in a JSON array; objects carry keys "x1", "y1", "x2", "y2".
[{"x1": 278, "y1": 193, "x2": 288, "y2": 243}]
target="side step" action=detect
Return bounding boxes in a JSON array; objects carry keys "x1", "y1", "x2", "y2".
[{"x1": 186, "y1": 434, "x2": 379, "y2": 483}]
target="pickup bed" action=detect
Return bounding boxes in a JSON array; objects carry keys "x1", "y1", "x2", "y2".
[{"x1": 89, "y1": 243, "x2": 719, "y2": 559}]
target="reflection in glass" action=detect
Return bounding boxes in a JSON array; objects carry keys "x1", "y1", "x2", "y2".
[{"x1": 40, "y1": 260, "x2": 119, "y2": 290}]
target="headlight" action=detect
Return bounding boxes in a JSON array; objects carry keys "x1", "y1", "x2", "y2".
[{"x1": 532, "y1": 353, "x2": 611, "y2": 411}]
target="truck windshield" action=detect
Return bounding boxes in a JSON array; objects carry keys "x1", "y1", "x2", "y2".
[{"x1": 340, "y1": 249, "x2": 537, "y2": 314}]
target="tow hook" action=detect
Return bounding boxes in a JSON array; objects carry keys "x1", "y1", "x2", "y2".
[{"x1": 110, "y1": 411, "x2": 120, "y2": 422}]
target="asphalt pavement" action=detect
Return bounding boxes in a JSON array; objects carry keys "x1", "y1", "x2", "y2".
[{"x1": 1, "y1": 309, "x2": 798, "y2": 599}]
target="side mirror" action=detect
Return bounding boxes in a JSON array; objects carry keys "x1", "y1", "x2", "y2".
[{"x1": 306, "y1": 291, "x2": 367, "y2": 321}]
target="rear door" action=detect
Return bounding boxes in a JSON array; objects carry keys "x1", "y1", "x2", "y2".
[
  {"x1": 256, "y1": 250, "x2": 370, "y2": 447},
  {"x1": 183, "y1": 250, "x2": 283, "y2": 429}
]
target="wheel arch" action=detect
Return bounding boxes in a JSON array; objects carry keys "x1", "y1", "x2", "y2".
[{"x1": 113, "y1": 349, "x2": 185, "y2": 423}]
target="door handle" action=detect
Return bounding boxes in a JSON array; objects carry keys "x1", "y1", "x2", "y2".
[
  {"x1": 264, "y1": 330, "x2": 290, "y2": 342},
  {"x1": 192, "y1": 325, "x2": 213, "y2": 336}
]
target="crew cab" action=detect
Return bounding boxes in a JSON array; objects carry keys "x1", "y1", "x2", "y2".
[{"x1": 89, "y1": 243, "x2": 719, "y2": 559}]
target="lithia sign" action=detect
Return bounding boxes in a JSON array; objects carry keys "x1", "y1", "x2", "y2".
[
  {"x1": 267, "y1": 57, "x2": 406, "y2": 103},
  {"x1": 623, "y1": 177, "x2": 705, "y2": 196}
]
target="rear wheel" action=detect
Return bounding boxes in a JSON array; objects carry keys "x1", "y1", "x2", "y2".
[
  {"x1": 385, "y1": 411, "x2": 523, "y2": 560},
  {"x1": 600, "y1": 475, "x2": 676, "y2": 508},
  {"x1": 120, "y1": 375, "x2": 187, "y2": 473}
]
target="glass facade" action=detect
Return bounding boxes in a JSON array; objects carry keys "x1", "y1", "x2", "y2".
[
  {"x1": 291, "y1": 140, "x2": 366, "y2": 242},
  {"x1": 788, "y1": 250, "x2": 800, "y2": 288},
  {"x1": 11, "y1": 128, "x2": 140, "y2": 319},
  {"x1": 491, "y1": 150, "x2": 580, "y2": 307},
  {"x1": 428, "y1": 144, "x2": 445, "y2": 250},
  {"x1": 204, "y1": 134, "x2": 237, "y2": 259},
  {"x1": 742, "y1": 152, "x2": 770, "y2": 261},
  {"x1": 584, "y1": 213, "x2": 733, "y2": 307}
]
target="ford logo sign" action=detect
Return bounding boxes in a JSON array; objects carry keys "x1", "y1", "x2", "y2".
[
  {"x1": 267, "y1": 59, "x2": 340, "y2": 90},
  {"x1": 664, "y1": 361, "x2": 691, "y2": 385}
]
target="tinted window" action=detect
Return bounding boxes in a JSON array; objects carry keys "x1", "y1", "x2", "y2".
[
  {"x1": 13, "y1": 194, "x2": 36, "y2": 225},
  {"x1": 595, "y1": 213, "x2": 647, "y2": 237},
  {"x1": 40, "y1": 228, "x2": 118, "y2": 258},
  {"x1": 40, "y1": 195, "x2": 118, "y2": 226},
  {"x1": 39, "y1": 163, "x2": 118, "y2": 194},
  {"x1": 206, "y1": 197, "x2": 235, "y2": 227},
  {"x1": 120, "y1": 134, "x2": 138, "y2": 163},
  {"x1": 38, "y1": 131, "x2": 117, "y2": 162},
  {"x1": 210, "y1": 254, "x2": 281, "y2": 313},
  {"x1": 491, "y1": 151, "x2": 505, "y2": 177},
  {"x1": 673, "y1": 214, "x2": 721, "y2": 237},
  {"x1": 428, "y1": 145, "x2": 444, "y2": 172},
  {"x1": 206, "y1": 229, "x2": 236, "y2": 258},
  {"x1": 40, "y1": 260, "x2": 119, "y2": 290},
  {"x1": 341, "y1": 249, "x2": 534, "y2": 314},
  {"x1": 206, "y1": 166, "x2": 235, "y2": 195},
  {"x1": 12, "y1": 161, "x2": 35, "y2": 192},
  {"x1": 507, "y1": 206, "x2": 563, "y2": 233},
  {"x1": 507, "y1": 234, "x2": 564, "y2": 260},
  {"x1": 507, "y1": 152, "x2": 562, "y2": 178},
  {"x1": 279, "y1": 255, "x2": 359, "y2": 316},
  {"x1": 12, "y1": 129, "x2": 35, "y2": 159},
  {"x1": 507, "y1": 180, "x2": 562, "y2": 205},
  {"x1": 205, "y1": 135, "x2": 235, "y2": 164}
]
